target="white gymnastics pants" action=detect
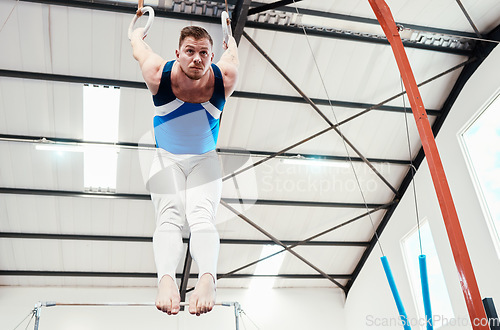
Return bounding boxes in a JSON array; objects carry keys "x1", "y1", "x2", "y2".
[{"x1": 148, "y1": 148, "x2": 222, "y2": 285}]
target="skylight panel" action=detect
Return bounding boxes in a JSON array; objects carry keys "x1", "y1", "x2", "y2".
[
  {"x1": 83, "y1": 84, "x2": 120, "y2": 192},
  {"x1": 249, "y1": 245, "x2": 286, "y2": 290}
]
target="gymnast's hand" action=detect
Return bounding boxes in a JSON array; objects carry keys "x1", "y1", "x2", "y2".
[{"x1": 131, "y1": 27, "x2": 147, "y2": 41}]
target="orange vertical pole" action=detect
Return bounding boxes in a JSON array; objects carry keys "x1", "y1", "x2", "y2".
[{"x1": 368, "y1": 0, "x2": 489, "y2": 329}]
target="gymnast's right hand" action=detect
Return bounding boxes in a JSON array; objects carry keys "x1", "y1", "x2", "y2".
[{"x1": 131, "y1": 27, "x2": 147, "y2": 41}]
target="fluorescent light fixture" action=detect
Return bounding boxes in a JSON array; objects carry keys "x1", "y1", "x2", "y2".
[
  {"x1": 281, "y1": 156, "x2": 350, "y2": 168},
  {"x1": 83, "y1": 84, "x2": 120, "y2": 191},
  {"x1": 249, "y1": 245, "x2": 286, "y2": 290},
  {"x1": 35, "y1": 144, "x2": 84, "y2": 152},
  {"x1": 35, "y1": 143, "x2": 121, "y2": 153}
]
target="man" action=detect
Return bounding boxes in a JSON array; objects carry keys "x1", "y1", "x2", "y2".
[{"x1": 130, "y1": 25, "x2": 239, "y2": 316}]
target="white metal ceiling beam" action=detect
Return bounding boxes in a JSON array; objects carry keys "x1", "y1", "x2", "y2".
[
  {"x1": 0, "y1": 232, "x2": 370, "y2": 247},
  {"x1": 0, "y1": 187, "x2": 390, "y2": 209},
  {"x1": 0, "y1": 133, "x2": 411, "y2": 165},
  {"x1": 0, "y1": 69, "x2": 441, "y2": 116},
  {"x1": 0, "y1": 270, "x2": 351, "y2": 280}
]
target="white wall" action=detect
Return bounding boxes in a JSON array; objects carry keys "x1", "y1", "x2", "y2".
[
  {"x1": 0, "y1": 286, "x2": 346, "y2": 330},
  {"x1": 344, "y1": 44, "x2": 500, "y2": 329}
]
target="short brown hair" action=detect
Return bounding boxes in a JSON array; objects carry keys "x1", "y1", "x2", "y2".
[{"x1": 179, "y1": 26, "x2": 213, "y2": 48}]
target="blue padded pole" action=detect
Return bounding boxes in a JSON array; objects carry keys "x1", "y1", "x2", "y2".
[
  {"x1": 419, "y1": 255, "x2": 434, "y2": 330},
  {"x1": 381, "y1": 256, "x2": 412, "y2": 330}
]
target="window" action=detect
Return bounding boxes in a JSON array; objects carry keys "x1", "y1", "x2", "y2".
[
  {"x1": 402, "y1": 220, "x2": 454, "y2": 329},
  {"x1": 460, "y1": 94, "x2": 500, "y2": 256}
]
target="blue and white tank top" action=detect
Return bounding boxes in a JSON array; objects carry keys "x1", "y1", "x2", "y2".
[{"x1": 152, "y1": 60, "x2": 226, "y2": 154}]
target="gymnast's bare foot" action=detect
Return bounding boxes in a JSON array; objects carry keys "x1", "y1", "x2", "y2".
[
  {"x1": 188, "y1": 273, "x2": 216, "y2": 316},
  {"x1": 156, "y1": 275, "x2": 181, "y2": 315}
]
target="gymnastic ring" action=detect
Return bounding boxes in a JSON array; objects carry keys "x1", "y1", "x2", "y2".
[
  {"x1": 128, "y1": 6, "x2": 155, "y2": 40},
  {"x1": 221, "y1": 11, "x2": 232, "y2": 48}
]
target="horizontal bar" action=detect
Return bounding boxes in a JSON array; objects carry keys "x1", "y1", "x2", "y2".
[
  {"x1": 0, "y1": 270, "x2": 351, "y2": 279},
  {"x1": 0, "y1": 232, "x2": 369, "y2": 247},
  {"x1": 42, "y1": 301, "x2": 232, "y2": 307},
  {"x1": 0, "y1": 187, "x2": 388, "y2": 209},
  {"x1": 0, "y1": 70, "x2": 440, "y2": 116}
]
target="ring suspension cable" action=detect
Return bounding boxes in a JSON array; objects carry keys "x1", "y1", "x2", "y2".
[
  {"x1": 10, "y1": 309, "x2": 35, "y2": 330},
  {"x1": 400, "y1": 78, "x2": 434, "y2": 328},
  {"x1": 455, "y1": 0, "x2": 482, "y2": 38},
  {"x1": 0, "y1": 0, "x2": 19, "y2": 35},
  {"x1": 241, "y1": 309, "x2": 261, "y2": 330},
  {"x1": 291, "y1": 0, "x2": 385, "y2": 256},
  {"x1": 400, "y1": 78, "x2": 423, "y2": 255},
  {"x1": 137, "y1": 0, "x2": 144, "y2": 16},
  {"x1": 241, "y1": 317, "x2": 249, "y2": 330},
  {"x1": 23, "y1": 311, "x2": 35, "y2": 330}
]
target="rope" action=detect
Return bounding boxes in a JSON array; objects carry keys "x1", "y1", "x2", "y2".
[
  {"x1": 400, "y1": 78, "x2": 423, "y2": 254},
  {"x1": 0, "y1": 0, "x2": 19, "y2": 35},
  {"x1": 223, "y1": 0, "x2": 231, "y2": 27},
  {"x1": 455, "y1": 0, "x2": 482, "y2": 38},
  {"x1": 136, "y1": 0, "x2": 144, "y2": 17},
  {"x1": 23, "y1": 312, "x2": 35, "y2": 330},
  {"x1": 241, "y1": 309, "x2": 261, "y2": 329},
  {"x1": 10, "y1": 309, "x2": 35, "y2": 330},
  {"x1": 291, "y1": 0, "x2": 385, "y2": 256}
]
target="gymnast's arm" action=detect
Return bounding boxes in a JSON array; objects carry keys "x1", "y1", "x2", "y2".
[
  {"x1": 130, "y1": 28, "x2": 165, "y2": 95},
  {"x1": 216, "y1": 36, "x2": 239, "y2": 99}
]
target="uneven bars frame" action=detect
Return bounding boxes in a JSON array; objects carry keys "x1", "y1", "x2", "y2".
[{"x1": 33, "y1": 301, "x2": 242, "y2": 330}]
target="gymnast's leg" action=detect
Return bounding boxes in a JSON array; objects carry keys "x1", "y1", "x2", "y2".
[
  {"x1": 149, "y1": 151, "x2": 187, "y2": 315},
  {"x1": 185, "y1": 150, "x2": 222, "y2": 316}
]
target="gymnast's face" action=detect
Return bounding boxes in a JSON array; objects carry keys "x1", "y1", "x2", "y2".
[{"x1": 176, "y1": 37, "x2": 214, "y2": 80}]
